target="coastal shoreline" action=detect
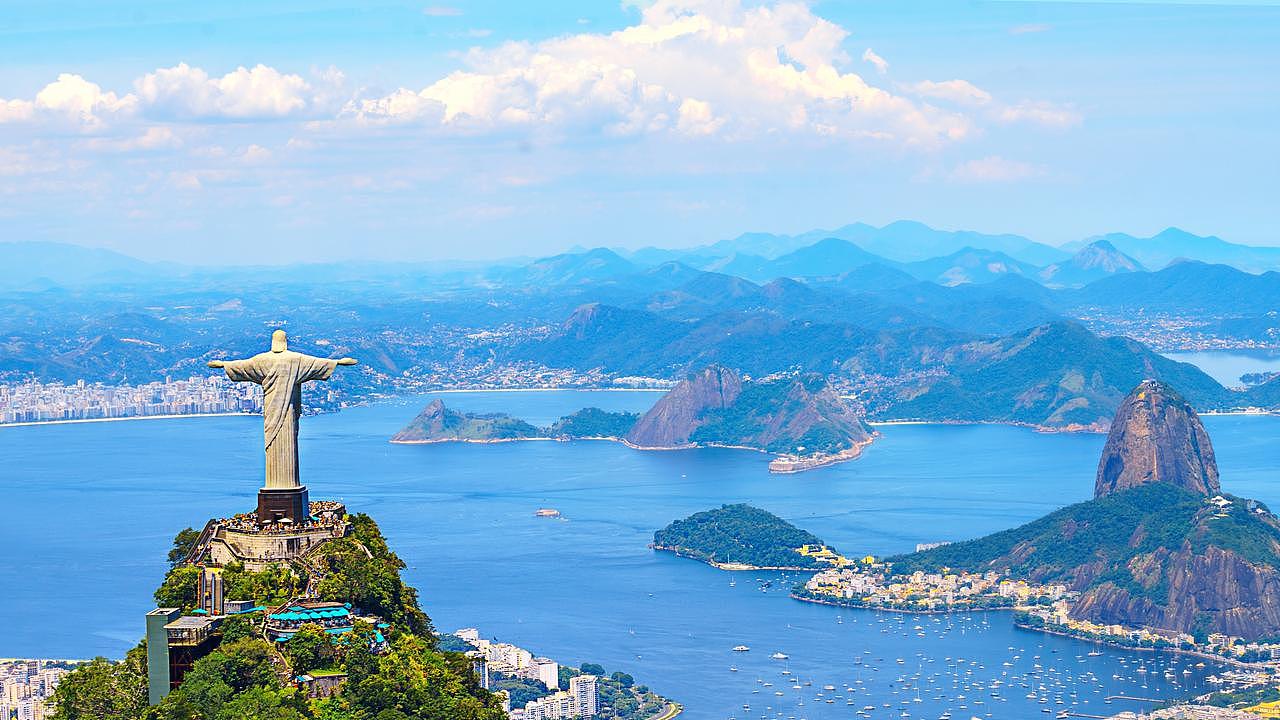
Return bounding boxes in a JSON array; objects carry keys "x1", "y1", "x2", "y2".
[
  {"x1": 792, "y1": 592, "x2": 1267, "y2": 670},
  {"x1": 869, "y1": 418, "x2": 1108, "y2": 434},
  {"x1": 768, "y1": 440, "x2": 874, "y2": 473},
  {"x1": 396, "y1": 432, "x2": 860, "y2": 474},
  {"x1": 426, "y1": 386, "x2": 670, "y2": 394},
  {"x1": 391, "y1": 435, "x2": 624, "y2": 445},
  {"x1": 1013, "y1": 621, "x2": 1265, "y2": 670},
  {"x1": 0, "y1": 412, "x2": 256, "y2": 429},
  {"x1": 651, "y1": 546, "x2": 820, "y2": 572},
  {"x1": 791, "y1": 593, "x2": 1014, "y2": 616}
]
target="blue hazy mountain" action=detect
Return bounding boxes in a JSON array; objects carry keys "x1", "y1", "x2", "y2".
[
  {"x1": 1071, "y1": 260, "x2": 1280, "y2": 314},
  {"x1": 0, "y1": 241, "x2": 163, "y2": 288},
  {"x1": 693, "y1": 221, "x2": 1067, "y2": 265},
  {"x1": 700, "y1": 238, "x2": 891, "y2": 282},
  {"x1": 902, "y1": 247, "x2": 1039, "y2": 286},
  {"x1": 1038, "y1": 240, "x2": 1145, "y2": 288},
  {"x1": 880, "y1": 321, "x2": 1228, "y2": 429},
  {"x1": 1066, "y1": 227, "x2": 1280, "y2": 274},
  {"x1": 514, "y1": 302, "x2": 970, "y2": 380},
  {"x1": 493, "y1": 247, "x2": 639, "y2": 286},
  {"x1": 827, "y1": 264, "x2": 920, "y2": 292}
]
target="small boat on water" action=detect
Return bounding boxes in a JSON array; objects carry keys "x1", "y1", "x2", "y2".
[
  {"x1": 771, "y1": 652, "x2": 789, "y2": 660},
  {"x1": 733, "y1": 645, "x2": 750, "y2": 652}
]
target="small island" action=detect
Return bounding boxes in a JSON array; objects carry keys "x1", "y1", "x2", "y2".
[
  {"x1": 390, "y1": 400, "x2": 638, "y2": 444},
  {"x1": 652, "y1": 504, "x2": 851, "y2": 570},
  {"x1": 392, "y1": 366, "x2": 878, "y2": 472}
]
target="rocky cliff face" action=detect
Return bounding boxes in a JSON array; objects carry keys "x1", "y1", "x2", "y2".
[
  {"x1": 390, "y1": 399, "x2": 539, "y2": 442},
  {"x1": 1095, "y1": 379, "x2": 1220, "y2": 498},
  {"x1": 1071, "y1": 543, "x2": 1280, "y2": 640},
  {"x1": 625, "y1": 366, "x2": 742, "y2": 448},
  {"x1": 716, "y1": 378, "x2": 872, "y2": 455},
  {"x1": 392, "y1": 399, "x2": 451, "y2": 441},
  {"x1": 898, "y1": 379, "x2": 1280, "y2": 640},
  {"x1": 624, "y1": 366, "x2": 875, "y2": 463}
]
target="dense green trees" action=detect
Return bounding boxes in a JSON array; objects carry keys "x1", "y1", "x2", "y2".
[
  {"x1": 55, "y1": 514, "x2": 506, "y2": 720},
  {"x1": 168, "y1": 528, "x2": 201, "y2": 567},
  {"x1": 147, "y1": 637, "x2": 312, "y2": 720},
  {"x1": 223, "y1": 563, "x2": 303, "y2": 607},
  {"x1": 490, "y1": 675, "x2": 548, "y2": 709},
  {"x1": 281, "y1": 624, "x2": 339, "y2": 675},
  {"x1": 152, "y1": 560, "x2": 300, "y2": 611},
  {"x1": 154, "y1": 565, "x2": 200, "y2": 610},
  {"x1": 313, "y1": 514, "x2": 431, "y2": 636},
  {"x1": 546, "y1": 408, "x2": 638, "y2": 438},
  {"x1": 888, "y1": 483, "x2": 1280, "y2": 586},
  {"x1": 653, "y1": 504, "x2": 830, "y2": 568},
  {"x1": 49, "y1": 644, "x2": 148, "y2": 720},
  {"x1": 331, "y1": 635, "x2": 504, "y2": 720}
]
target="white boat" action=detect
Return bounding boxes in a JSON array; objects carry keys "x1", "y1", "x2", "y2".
[
  {"x1": 733, "y1": 645, "x2": 750, "y2": 652},
  {"x1": 771, "y1": 652, "x2": 789, "y2": 660}
]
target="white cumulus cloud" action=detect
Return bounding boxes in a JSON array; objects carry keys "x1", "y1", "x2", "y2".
[
  {"x1": 0, "y1": 74, "x2": 137, "y2": 128},
  {"x1": 135, "y1": 63, "x2": 322, "y2": 120},
  {"x1": 0, "y1": 0, "x2": 1079, "y2": 153},
  {"x1": 346, "y1": 0, "x2": 972, "y2": 145},
  {"x1": 862, "y1": 48, "x2": 889, "y2": 75}
]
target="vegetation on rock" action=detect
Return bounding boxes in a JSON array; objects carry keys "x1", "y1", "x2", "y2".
[
  {"x1": 53, "y1": 517, "x2": 505, "y2": 720},
  {"x1": 653, "y1": 504, "x2": 830, "y2": 569}
]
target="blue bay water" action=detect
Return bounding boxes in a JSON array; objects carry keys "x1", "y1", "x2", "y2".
[
  {"x1": 1163, "y1": 350, "x2": 1280, "y2": 387},
  {"x1": 3, "y1": 390, "x2": 1279, "y2": 718}
]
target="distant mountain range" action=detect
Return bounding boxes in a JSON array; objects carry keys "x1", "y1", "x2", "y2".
[
  {"x1": 6, "y1": 220, "x2": 1279, "y2": 292},
  {"x1": 1067, "y1": 227, "x2": 1280, "y2": 274},
  {"x1": 5, "y1": 220, "x2": 1280, "y2": 432},
  {"x1": 880, "y1": 322, "x2": 1229, "y2": 429}
]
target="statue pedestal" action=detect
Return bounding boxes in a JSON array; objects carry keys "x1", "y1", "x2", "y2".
[{"x1": 257, "y1": 486, "x2": 310, "y2": 525}]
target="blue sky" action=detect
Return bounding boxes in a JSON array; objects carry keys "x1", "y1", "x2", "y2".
[{"x1": 1, "y1": 0, "x2": 1276, "y2": 263}]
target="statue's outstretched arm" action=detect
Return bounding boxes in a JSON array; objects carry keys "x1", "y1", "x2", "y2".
[
  {"x1": 337, "y1": 357, "x2": 358, "y2": 366},
  {"x1": 208, "y1": 360, "x2": 227, "y2": 368}
]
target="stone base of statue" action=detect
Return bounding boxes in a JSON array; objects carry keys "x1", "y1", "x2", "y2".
[{"x1": 257, "y1": 486, "x2": 310, "y2": 525}]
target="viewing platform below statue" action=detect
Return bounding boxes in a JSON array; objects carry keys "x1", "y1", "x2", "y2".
[{"x1": 187, "y1": 500, "x2": 350, "y2": 572}]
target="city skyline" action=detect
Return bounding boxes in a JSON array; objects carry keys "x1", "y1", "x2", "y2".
[{"x1": 2, "y1": 0, "x2": 1277, "y2": 264}]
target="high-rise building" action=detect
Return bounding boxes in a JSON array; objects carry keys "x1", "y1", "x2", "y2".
[
  {"x1": 533, "y1": 657, "x2": 559, "y2": 690},
  {"x1": 569, "y1": 674, "x2": 598, "y2": 717}
]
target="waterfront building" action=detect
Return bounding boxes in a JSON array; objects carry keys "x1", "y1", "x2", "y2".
[
  {"x1": 569, "y1": 674, "x2": 598, "y2": 716},
  {"x1": 0, "y1": 375, "x2": 262, "y2": 425},
  {"x1": 0, "y1": 660, "x2": 69, "y2": 720},
  {"x1": 515, "y1": 675, "x2": 598, "y2": 719},
  {"x1": 534, "y1": 657, "x2": 559, "y2": 690}
]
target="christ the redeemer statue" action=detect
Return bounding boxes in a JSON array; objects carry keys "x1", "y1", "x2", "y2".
[{"x1": 209, "y1": 329, "x2": 356, "y2": 522}]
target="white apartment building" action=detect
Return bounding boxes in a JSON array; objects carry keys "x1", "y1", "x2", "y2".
[
  {"x1": 511, "y1": 674, "x2": 599, "y2": 720},
  {"x1": 569, "y1": 674, "x2": 598, "y2": 716},
  {"x1": 533, "y1": 657, "x2": 559, "y2": 690}
]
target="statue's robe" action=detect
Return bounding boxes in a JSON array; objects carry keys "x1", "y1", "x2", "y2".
[{"x1": 221, "y1": 350, "x2": 339, "y2": 489}]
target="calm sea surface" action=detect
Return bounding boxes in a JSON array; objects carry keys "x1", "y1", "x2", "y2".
[
  {"x1": 3, "y1": 389, "x2": 1279, "y2": 719},
  {"x1": 1164, "y1": 349, "x2": 1280, "y2": 387}
]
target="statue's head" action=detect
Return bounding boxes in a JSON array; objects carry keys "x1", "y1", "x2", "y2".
[{"x1": 271, "y1": 329, "x2": 288, "y2": 353}]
